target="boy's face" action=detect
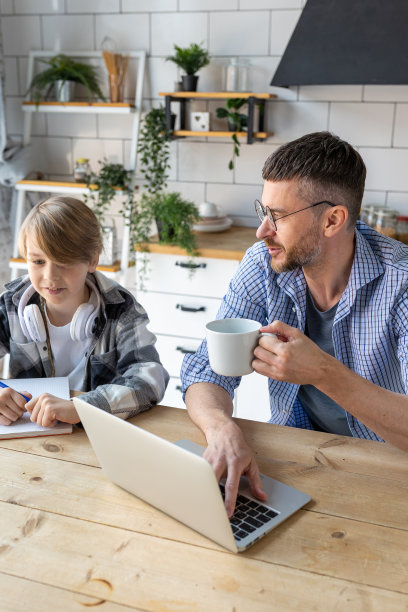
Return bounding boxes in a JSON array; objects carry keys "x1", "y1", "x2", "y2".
[{"x1": 26, "y1": 237, "x2": 98, "y2": 322}]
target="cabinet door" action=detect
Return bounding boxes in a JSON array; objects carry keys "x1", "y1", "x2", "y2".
[
  {"x1": 234, "y1": 372, "x2": 270, "y2": 422},
  {"x1": 160, "y1": 377, "x2": 186, "y2": 409},
  {"x1": 136, "y1": 252, "x2": 239, "y2": 298},
  {"x1": 141, "y1": 291, "x2": 221, "y2": 338},
  {"x1": 155, "y1": 335, "x2": 201, "y2": 378}
]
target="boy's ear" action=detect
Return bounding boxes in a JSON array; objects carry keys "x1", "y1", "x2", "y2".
[{"x1": 88, "y1": 254, "x2": 100, "y2": 273}]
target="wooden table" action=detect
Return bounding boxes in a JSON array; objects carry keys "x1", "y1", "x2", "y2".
[{"x1": 0, "y1": 405, "x2": 407, "y2": 611}]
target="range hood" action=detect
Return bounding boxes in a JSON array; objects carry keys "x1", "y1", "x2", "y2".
[{"x1": 271, "y1": 0, "x2": 408, "y2": 86}]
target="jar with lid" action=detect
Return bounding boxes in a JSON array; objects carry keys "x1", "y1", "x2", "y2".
[
  {"x1": 374, "y1": 208, "x2": 398, "y2": 238},
  {"x1": 74, "y1": 158, "x2": 91, "y2": 183},
  {"x1": 396, "y1": 216, "x2": 408, "y2": 244}
]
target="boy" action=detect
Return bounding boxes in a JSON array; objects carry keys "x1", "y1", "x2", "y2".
[{"x1": 0, "y1": 196, "x2": 169, "y2": 427}]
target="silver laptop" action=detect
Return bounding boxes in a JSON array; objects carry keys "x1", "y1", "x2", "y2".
[{"x1": 74, "y1": 398, "x2": 311, "y2": 553}]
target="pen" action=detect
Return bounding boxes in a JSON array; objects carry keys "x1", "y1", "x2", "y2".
[{"x1": 0, "y1": 381, "x2": 31, "y2": 402}]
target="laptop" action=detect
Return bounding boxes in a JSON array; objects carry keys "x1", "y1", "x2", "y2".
[{"x1": 74, "y1": 398, "x2": 311, "y2": 553}]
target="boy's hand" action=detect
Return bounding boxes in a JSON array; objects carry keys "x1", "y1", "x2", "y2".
[
  {"x1": 26, "y1": 394, "x2": 80, "y2": 427},
  {"x1": 0, "y1": 387, "x2": 32, "y2": 425}
]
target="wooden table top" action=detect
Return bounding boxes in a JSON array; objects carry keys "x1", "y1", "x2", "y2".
[{"x1": 1, "y1": 405, "x2": 407, "y2": 611}]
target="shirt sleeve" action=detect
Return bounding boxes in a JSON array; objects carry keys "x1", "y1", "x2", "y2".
[
  {"x1": 80, "y1": 295, "x2": 169, "y2": 419},
  {"x1": 180, "y1": 245, "x2": 269, "y2": 398}
]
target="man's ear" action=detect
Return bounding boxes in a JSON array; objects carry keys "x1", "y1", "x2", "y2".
[{"x1": 323, "y1": 206, "x2": 349, "y2": 237}]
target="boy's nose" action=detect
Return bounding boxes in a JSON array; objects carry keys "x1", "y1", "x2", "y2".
[
  {"x1": 44, "y1": 263, "x2": 59, "y2": 280},
  {"x1": 256, "y1": 216, "x2": 276, "y2": 240}
]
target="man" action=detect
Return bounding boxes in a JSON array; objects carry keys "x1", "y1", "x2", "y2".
[{"x1": 180, "y1": 131, "x2": 408, "y2": 516}]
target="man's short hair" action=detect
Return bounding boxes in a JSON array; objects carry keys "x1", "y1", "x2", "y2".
[
  {"x1": 262, "y1": 131, "x2": 366, "y2": 227},
  {"x1": 19, "y1": 196, "x2": 103, "y2": 263}
]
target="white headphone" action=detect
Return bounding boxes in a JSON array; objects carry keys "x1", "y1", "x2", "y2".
[{"x1": 18, "y1": 279, "x2": 101, "y2": 343}]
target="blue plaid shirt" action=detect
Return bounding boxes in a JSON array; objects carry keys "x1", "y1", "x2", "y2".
[{"x1": 181, "y1": 222, "x2": 408, "y2": 441}]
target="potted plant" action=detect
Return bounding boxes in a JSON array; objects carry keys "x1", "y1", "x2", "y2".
[
  {"x1": 166, "y1": 42, "x2": 210, "y2": 91},
  {"x1": 84, "y1": 159, "x2": 135, "y2": 228},
  {"x1": 133, "y1": 191, "x2": 199, "y2": 256},
  {"x1": 216, "y1": 98, "x2": 248, "y2": 170},
  {"x1": 26, "y1": 53, "x2": 106, "y2": 104}
]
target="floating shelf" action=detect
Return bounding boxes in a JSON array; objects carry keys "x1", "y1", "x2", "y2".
[
  {"x1": 173, "y1": 130, "x2": 270, "y2": 138},
  {"x1": 9, "y1": 257, "x2": 123, "y2": 274},
  {"x1": 158, "y1": 92, "x2": 277, "y2": 99},
  {"x1": 159, "y1": 91, "x2": 276, "y2": 144},
  {"x1": 22, "y1": 101, "x2": 136, "y2": 114}
]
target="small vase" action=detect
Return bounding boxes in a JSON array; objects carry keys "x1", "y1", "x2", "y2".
[
  {"x1": 181, "y1": 74, "x2": 198, "y2": 92},
  {"x1": 55, "y1": 80, "x2": 74, "y2": 102},
  {"x1": 227, "y1": 119, "x2": 238, "y2": 132}
]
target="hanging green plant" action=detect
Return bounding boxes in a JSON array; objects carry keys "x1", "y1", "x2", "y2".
[
  {"x1": 216, "y1": 98, "x2": 248, "y2": 170},
  {"x1": 138, "y1": 107, "x2": 172, "y2": 194}
]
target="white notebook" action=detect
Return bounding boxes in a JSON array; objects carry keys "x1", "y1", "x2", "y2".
[{"x1": 0, "y1": 377, "x2": 72, "y2": 439}]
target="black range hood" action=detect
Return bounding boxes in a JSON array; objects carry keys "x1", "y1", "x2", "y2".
[{"x1": 271, "y1": 0, "x2": 408, "y2": 86}]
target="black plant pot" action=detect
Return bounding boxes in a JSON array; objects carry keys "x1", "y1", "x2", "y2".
[
  {"x1": 181, "y1": 74, "x2": 199, "y2": 92},
  {"x1": 156, "y1": 218, "x2": 175, "y2": 241},
  {"x1": 228, "y1": 119, "x2": 238, "y2": 132}
]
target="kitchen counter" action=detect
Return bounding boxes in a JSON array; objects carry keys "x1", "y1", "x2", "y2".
[{"x1": 134, "y1": 225, "x2": 258, "y2": 261}]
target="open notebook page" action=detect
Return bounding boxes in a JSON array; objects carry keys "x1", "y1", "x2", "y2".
[{"x1": 0, "y1": 377, "x2": 72, "y2": 439}]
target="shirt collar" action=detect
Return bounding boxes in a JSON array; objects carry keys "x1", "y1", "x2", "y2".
[{"x1": 275, "y1": 224, "x2": 384, "y2": 310}]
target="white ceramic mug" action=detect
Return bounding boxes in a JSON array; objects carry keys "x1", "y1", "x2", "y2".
[
  {"x1": 206, "y1": 318, "x2": 262, "y2": 376},
  {"x1": 199, "y1": 201, "x2": 220, "y2": 217}
]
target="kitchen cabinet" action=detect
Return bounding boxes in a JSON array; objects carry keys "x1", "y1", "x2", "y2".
[{"x1": 135, "y1": 227, "x2": 271, "y2": 422}]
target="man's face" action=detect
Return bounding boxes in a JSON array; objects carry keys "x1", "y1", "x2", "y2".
[{"x1": 255, "y1": 180, "x2": 323, "y2": 273}]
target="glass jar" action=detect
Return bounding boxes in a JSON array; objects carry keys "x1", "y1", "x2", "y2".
[
  {"x1": 396, "y1": 215, "x2": 408, "y2": 244},
  {"x1": 374, "y1": 208, "x2": 398, "y2": 238},
  {"x1": 74, "y1": 158, "x2": 91, "y2": 183},
  {"x1": 364, "y1": 203, "x2": 382, "y2": 227}
]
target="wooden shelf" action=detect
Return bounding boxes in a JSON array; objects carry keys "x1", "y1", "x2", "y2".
[
  {"x1": 15, "y1": 180, "x2": 137, "y2": 193},
  {"x1": 173, "y1": 130, "x2": 269, "y2": 138},
  {"x1": 159, "y1": 92, "x2": 276, "y2": 99},
  {"x1": 160, "y1": 91, "x2": 275, "y2": 145},
  {"x1": 9, "y1": 258, "x2": 128, "y2": 273},
  {"x1": 22, "y1": 101, "x2": 135, "y2": 114}
]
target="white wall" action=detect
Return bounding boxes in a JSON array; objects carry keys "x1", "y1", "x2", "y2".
[{"x1": 2, "y1": 0, "x2": 408, "y2": 228}]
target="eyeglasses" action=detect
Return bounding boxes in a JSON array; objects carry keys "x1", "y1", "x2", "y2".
[{"x1": 254, "y1": 199, "x2": 336, "y2": 231}]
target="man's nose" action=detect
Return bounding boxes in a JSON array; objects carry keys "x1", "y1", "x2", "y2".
[{"x1": 256, "y1": 216, "x2": 276, "y2": 240}]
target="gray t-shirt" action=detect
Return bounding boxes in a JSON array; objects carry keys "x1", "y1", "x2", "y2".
[{"x1": 297, "y1": 290, "x2": 351, "y2": 436}]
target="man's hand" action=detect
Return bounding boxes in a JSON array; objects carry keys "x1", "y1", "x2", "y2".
[
  {"x1": 0, "y1": 387, "x2": 32, "y2": 425},
  {"x1": 185, "y1": 382, "x2": 267, "y2": 517},
  {"x1": 204, "y1": 419, "x2": 267, "y2": 517},
  {"x1": 253, "y1": 320, "x2": 329, "y2": 386},
  {"x1": 26, "y1": 394, "x2": 80, "y2": 427}
]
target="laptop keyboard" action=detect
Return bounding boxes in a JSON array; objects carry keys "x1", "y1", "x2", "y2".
[{"x1": 219, "y1": 483, "x2": 278, "y2": 542}]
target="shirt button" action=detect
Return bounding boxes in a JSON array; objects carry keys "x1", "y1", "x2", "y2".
[
  {"x1": 43, "y1": 347, "x2": 47, "y2": 351},
  {"x1": 292, "y1": 307, "x2": 296, "y2": 313}
]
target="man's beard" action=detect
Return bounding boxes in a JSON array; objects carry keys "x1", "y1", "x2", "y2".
[{"x1": 265, "y1": 225, "x2": 322, "y2": 273}]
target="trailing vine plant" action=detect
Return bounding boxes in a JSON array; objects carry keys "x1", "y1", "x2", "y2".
[{"x1": 138, "y1": 106, "x2": 171, "y2": 194}]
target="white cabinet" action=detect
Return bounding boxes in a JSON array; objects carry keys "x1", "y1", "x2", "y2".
[{"x1": 136, "y1": 249, "x2": 270, "y2": 421}]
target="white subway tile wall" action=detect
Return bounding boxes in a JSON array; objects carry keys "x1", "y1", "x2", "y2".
[{"x1": 1, "y1": 2, "x2": 408, "y2": 222}]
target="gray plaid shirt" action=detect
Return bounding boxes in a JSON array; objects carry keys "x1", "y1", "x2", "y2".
[{"x1": 0, "y1": 271, "x2": 169, "y2": 419}]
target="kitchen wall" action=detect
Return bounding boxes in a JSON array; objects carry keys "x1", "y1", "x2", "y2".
[{"x1": 2, "y1": 0, "x2": 408, "y2": 231}]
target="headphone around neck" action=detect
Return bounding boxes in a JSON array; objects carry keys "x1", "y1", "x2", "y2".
[{"x1": 18, "y1": 279, "x2": 101, "y2": 343}]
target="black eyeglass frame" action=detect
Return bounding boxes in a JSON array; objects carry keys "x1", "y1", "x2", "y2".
[{"x1": 254, "y1": 199, "x2": 337, "y2": 231}]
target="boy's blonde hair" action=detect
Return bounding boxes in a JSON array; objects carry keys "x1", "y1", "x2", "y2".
[{"x1": 19, "y1": 196, "x2": 103, "y2": 264}]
